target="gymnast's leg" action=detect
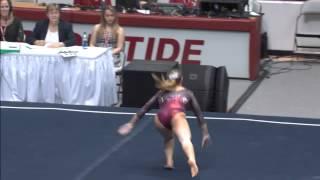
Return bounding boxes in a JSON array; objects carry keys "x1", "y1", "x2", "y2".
[
  {"x1": 171, "y1": 112, "x2": 199, "y2": 177},
  {"x1": 154, "y1": 116, "x2": 175, "y2": 169}
]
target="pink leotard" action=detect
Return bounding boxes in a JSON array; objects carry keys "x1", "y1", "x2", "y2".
[{"x1": 132, "y1": 89, "x2": 206, "y2": 129}]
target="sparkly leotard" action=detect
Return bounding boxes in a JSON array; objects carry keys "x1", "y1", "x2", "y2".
[{"x1": 132, "y1": 89, "x2": 206, "y2": 129}]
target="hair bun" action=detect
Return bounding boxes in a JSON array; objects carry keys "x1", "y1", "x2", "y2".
[{"x1": 167, "y1": 69, "x2": 180, "y2": 80}]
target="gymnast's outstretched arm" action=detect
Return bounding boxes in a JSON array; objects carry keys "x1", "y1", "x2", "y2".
[
  {"x1": 128, "y1": 90, "x2": 163, "y2": 125},
  {"x1": 187, "y1": 90, "x2": 210, "y2": 147},
  {"x1": 118, "y1": 90, "x2": 163, "y2": 135}
]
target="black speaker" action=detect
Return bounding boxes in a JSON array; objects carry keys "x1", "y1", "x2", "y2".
[
  {"x1": 181, "y1": 64, "x2": 216, "y2": 112},
  {"x1": 122, "y1": 60, "x2": 178, "y2": 108},
  {"x1": 211, "y1": 66, "x2": 229, "y2": 112}
]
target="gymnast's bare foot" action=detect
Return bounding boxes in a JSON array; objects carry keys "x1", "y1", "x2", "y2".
[
  {"x1": 163, "y1": 160, "x2": 174, "y2": 170},
  {"x1": 188, "y1": 160, "x2": 199, "y2": 178},
  {"x1": 163, "y1": 164, "x2": 174, "y2": 170}
]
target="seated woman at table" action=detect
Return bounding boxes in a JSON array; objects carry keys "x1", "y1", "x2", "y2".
[
  {"x1": 89, "y1": 6, "x2": 125, "y2": 67},
  {"x1": 26, "y1": 3, "x2": 75, "y2": 48},
  {"x1": 0, "y1": 0, "x2": 25, "y2": 42}
]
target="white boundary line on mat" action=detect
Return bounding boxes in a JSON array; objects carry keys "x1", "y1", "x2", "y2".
[{"x1": 1, "y1": 105, "x2": 320, "y2": 127}]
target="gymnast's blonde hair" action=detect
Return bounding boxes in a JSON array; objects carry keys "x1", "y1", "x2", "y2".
[{"x1": 152, "y1": 69, "x2": 182, "y2": 91}]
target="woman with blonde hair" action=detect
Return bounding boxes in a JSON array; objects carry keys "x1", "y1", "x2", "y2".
[
  {"x1": 90, "y1": 6, "x2": 125, "y2": 67},
  {"x1": 118, "y1": 68, "x2": 211, "y2": 178}
]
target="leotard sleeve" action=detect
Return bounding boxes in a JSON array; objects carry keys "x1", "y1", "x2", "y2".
[
  {"x1": 130, "y1": 90, "x2": 163, "y2": 124},
  {"x1": 186, "y1": 90, "x2": 209, "y2": 135}
]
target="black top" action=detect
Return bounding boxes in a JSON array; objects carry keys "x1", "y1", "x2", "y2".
[
  {"x1": 26, "y1": 19, "x2": 75, "y2": 47},
  {"x1": 0, "y1": 17, "x2": 24, "y2": 42}
]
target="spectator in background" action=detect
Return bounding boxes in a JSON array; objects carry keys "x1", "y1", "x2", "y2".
[
  {"x1": 74, "y1": 0, "x2": 102, "y2": 8},
  {"x1": 0, "y1": 0, "x2": 24, "y2": 42},
  {"x1": 170, "y1": 0, "x2": 198, "y2": 8},
  {"x1": 26, "y1": 3, "x2": 75, "y2": 48},
  {"x1": 90, "y1": 6, "x2": 125, "y2": 67}
]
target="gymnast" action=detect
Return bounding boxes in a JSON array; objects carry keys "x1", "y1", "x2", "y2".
[{"x1": 118, "y1": 68, "x2": 211, "y2": 177}]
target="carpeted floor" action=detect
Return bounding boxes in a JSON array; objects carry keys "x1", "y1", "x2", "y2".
[{"x1": 1, "y1": 101, "x2": 320, "y2": 180}]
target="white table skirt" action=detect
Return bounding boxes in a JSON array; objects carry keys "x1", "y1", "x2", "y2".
[{"x1": 0, "y1": 48, "x2": 117, "y2": 106}]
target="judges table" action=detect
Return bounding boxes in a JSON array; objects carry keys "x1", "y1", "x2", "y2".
[{"x1": 0, "y1": 42, "x2": 117, "y2": 106}]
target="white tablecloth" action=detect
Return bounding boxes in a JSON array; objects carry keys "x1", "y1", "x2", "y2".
[{"x1": 0, "y1": 44, "x2": 117, "y2": 106}]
